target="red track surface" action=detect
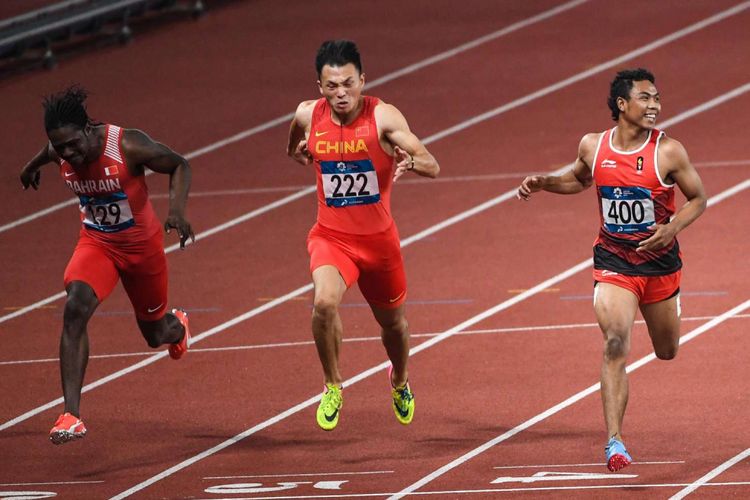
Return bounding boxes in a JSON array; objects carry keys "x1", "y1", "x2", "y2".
[{"x1": 1, "y1": 1, "x2": 749, "y2": 498}]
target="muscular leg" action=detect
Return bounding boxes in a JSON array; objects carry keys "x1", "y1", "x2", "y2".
[
  {"x1": 640, "y1": 294, "x2": 681, "y2": 360},
  {"x1": 60, "y1": 281, "x2": 100, "y2": 417},
  {"x1": 312, "y1": 265, "x2": 348, "y2": 386},
  {"x1": 594, "y1": 283, "x2": 639, "y2": 441},
  {"x1": 370, "y1": 304, "x2": 409, "y2": 387},
  {"x1": 137, "y1": 313, "x2": 184, "y2": 348}
]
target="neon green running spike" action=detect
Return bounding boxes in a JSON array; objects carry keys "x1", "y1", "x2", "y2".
[
  {"x1": 316, "y1": 383, "x2": 343, "y2": 431},
  {"x1": 391, "y1": 383, "x2": 415, "y2": 425}
]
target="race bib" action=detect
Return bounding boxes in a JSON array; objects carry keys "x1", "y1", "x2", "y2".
[
  {"x1": 320, "y1": 160, "x2": 380, "y2": 207},
  {"x1": 80, "y1": 191, "x2": 135, "y2": 232},
  {"x1": 600, "y1": 186, "x2": 655, "y2": 233}
]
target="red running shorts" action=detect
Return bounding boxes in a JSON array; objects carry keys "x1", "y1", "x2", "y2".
[
  {"x1": 307, "y1": 222, "x2": 407, "y2": 309},
  {"x1": 593, "y1": 268, "x2": 681, "y2": 305},
  {"x1": 63, "y1": 230, "x2": 168, "y2": 321}
]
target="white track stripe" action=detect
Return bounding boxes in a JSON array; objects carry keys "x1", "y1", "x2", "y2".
[
  {"x1": 180, "y1": 482, "x2": 750, "y2": 499},
  {"x1": 109, "y1": 177, "x2": 749, "y2": 499},
  {"x1": 204, "y1": 471, "x2": 393, "y2": 480},
  {"x1": 493, "y1": 461, "x2": 684, "y2": 469},
  {"x1": 0, "y1": 69, "x2": 742, "y2": 452},
  {"x1": 4, "y1": 10, "x2": 749, "y2": 327},
  {"x1": 670, "y1": 448, "x2": 750, "y2": 499},
  {"x1": 154, "y1": 158, "x2": 750, "y2": 200},
  {"x1": 390, "y1": 300, "x2": 750, "y2": 499},
  {"x1": 4, "y1": 313, "x2": 748, "y2": 367},
  {"x1": 0, "y1": 186, "x2": 315, "y2": 326},
  {"x1": 2, "y1": 80, "x2": 748, "y2": 438},
  {"x1": 0, "y1": 0, "x2": 588, "y2": 236}
]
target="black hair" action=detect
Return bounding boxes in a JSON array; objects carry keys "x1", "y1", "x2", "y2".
[
  {"x1": 607, "y1": 68, "x2": 656, "y2": 121},
  {"x1": 43, "y1": 85, "x2": 92, "y2": 131},
  {"x1": 315, "y1": 40, "x2": 362, "y2": 77}
]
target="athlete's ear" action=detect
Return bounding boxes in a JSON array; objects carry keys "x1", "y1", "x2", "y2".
[
  {"x1": 317, "y1": 79, "x2": 323, "y2": 96},
  {"x1": 617, "y1": 96, "x2": 627, "y2": 112},
  {"x1": 359, "y1": 72, "x2": 365, "y2": 88}
]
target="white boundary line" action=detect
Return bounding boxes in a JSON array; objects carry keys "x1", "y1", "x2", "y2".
[
  {"x1": 204, "y1": 471, "x2": 394, "y2": 480},
  {"x1": 2, "y1": 5, "x2": 748, "y2": 327},
  {"x1": 3, "y1": 83, "x2": 746, "y2": 435},
  {"x1": 182, "y1": 482, "x2": 750, "y2": 499},
  {"x1": 4, "y1": 313, "x2": 748, "y2": 367},
  {"x1": 0, "y1": 0, "x2": 589, "y2": 236},
  {"x1": 669, "y1": 448, "x2": 750, "y2": 499},
  {"x1": 108, "y1": 174, "x2": 750, "y2": 499},
  {"x1": 149, "y1": 158, "x2": 750, "y2": 200},
  {"x1": 0, "y1": 186, "x2": 316, "y2": 325},
  {"x1": 493, "y1": 461, "x2": 685, "y2": 469},
  {"x1": 389, "y1": 299, "x2": 750, "y2": 499}
]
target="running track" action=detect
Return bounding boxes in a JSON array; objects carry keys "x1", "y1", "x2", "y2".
[{"x1": 1, "y1": 1, "x2": 749, "y2": 498}]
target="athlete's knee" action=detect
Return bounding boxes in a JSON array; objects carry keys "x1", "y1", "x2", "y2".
[
  {"x1": 63, "y1": 296, "x2": 95, "y2": 333},
  {"x1": 312, "y1": 295, "x2": 339, "y2": 322},
  {"x1": 603, "y1": 335, "x2": 628, "y2": 360},
  {"x1": 381, "y1": 315, "x2": 408, "y2": 336}
]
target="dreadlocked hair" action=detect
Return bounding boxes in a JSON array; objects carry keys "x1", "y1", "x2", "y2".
[{"x1": 43, "y1": 85, "x2": 92, "y2": 131}]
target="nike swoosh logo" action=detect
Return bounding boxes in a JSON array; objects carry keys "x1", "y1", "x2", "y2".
[
  {"x1": 394, "y1": 403, "x2": 411, "y2": 418},
  {"x1": 315, "y1": 130, "x2": 328, "y2": 137},
  {"x1": 389, "y1": 291, "x2": 406, "y2": 303},
  {"x1": 324, "y1": 408, "x2": 339, "y2": 422},
  {"x1": 147, "y1": 303, "x2": 164, "y2": 313},
  {"x1": 64, "y1": 171, "x2": 75, "y2": 177}
]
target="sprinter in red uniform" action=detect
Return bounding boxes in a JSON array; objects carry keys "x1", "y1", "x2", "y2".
[
  {"x1": 20, "y1": 86, "x2": 194, "y2": 444},
  {"x1": 517, "y1": 69, "x2": 706, "y2": 471},
  {"x1": 287, "y1": 40, "x2": 440, "y2": 431}
]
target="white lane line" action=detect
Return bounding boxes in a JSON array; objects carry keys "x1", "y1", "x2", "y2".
[
  {"x1": 149, "y1": 159, "x2": 750, "y2": 200},
  {"x1": 109, "y1": 175, "x2": 750, "y2": 499},
  {"x1": 0, "y1": 0, "x2": 588, "y2": 236},
  {"x1": 0, "y1": 186, "x2": 315, "y2": 326},
  {"x1": 0, "y1": 71, "x2": 750, "y2": 442},
  {"x1": 4, "y1": 8, "x2": 749, "y2": 328},
  {"x1": 670, "y1": 448, "x2": 750, "y2": 499},
  {"x1": 493, "y1": 461, "x2": 685, "y2": 469},
  {"x1": 0, "y1": 480, "x2": 104, "y2": 486},
  {"x1": 204, "y1": 471, "x2": 394, "y2": 480},
  {"x1": 3, "y1": 78, "x2": 749, "y2": 438},
  {"x1": 184, "y1": 482, "x2": 750, "y2": 499},
  {"x1": 418, "y1": 2, "x2": 750, "y2": 145},
  {"x1": 4, "y1": 313, "x2": 748, "y2": 367},
  {"x1": 389, "y1": 298, "x2": 750, "y2": 499}
]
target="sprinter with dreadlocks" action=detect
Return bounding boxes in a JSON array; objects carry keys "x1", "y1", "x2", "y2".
[{"x1": 20, "y1": 85, "x2": 195, "y2": 445}]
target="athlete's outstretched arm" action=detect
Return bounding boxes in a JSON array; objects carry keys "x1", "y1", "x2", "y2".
[
  {"x1": 517, "y1": 133, "x2": 596, "y2": 200},
  {"x1": 375, "y1": 103, "x2": 439, "y2": 182},
  {"x1": 121, "y1": 129, "x2": 194, "y2": 249},
  {"x1": 287, "y1": 101, "x2": 315, "y2": 166},
  {"x1": 637, "y1": 137, "x2": 706, "y2": 252},
  {"x1": 20, "y1": 144, "x2": 57, "y2": 190}
]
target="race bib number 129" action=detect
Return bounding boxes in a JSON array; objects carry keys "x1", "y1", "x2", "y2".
[{"x1": 80, "y1": 191, "x2": 135, "y2": 232}]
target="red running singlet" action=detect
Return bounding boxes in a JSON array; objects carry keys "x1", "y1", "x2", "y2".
[
  {"x1": 307, "y1": 96, "x2": 395, "y2": 235},
  {"x1": 591, "y1": 127, "x2": 680, "y2": 276},
  {"x1": 58, "y1": 124, "x2": 161, "y2": 247}
]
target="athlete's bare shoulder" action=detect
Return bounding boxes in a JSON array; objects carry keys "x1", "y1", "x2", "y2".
[
  {"x1": 373, "y1": 99, "x2": 408, "y2": 134},
  {"x1": 294, "y1": 99, "x2": 318, "y2": 128},
  {"x1": 657, "y1": 135, "x2": 690, "y2": 174},
  {"x1": 578, "y1": 132, "x2": 602, "y2": 168}
]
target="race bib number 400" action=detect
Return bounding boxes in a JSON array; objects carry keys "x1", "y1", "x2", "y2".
[
  {"x1": 320, "y1": 160, "x2": 380, "y2": 207},
  {"x1": 80, "y1": 191, "x2": 135, "y2": 232},
  {"x1": 600, "y1": 186, "x2": 655, "y2": 233}
]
